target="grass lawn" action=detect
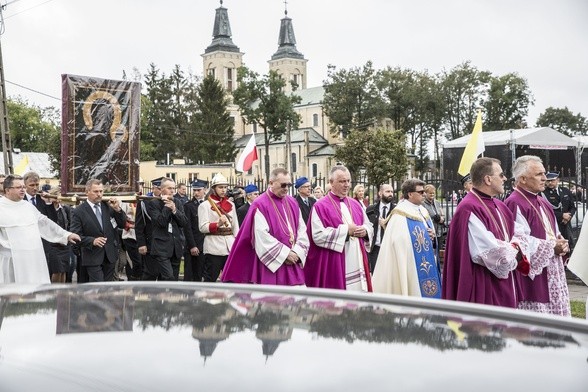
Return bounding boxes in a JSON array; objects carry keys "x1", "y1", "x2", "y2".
[{"x1": 571, "y1": 300, "x2": 586, "y2": 319}]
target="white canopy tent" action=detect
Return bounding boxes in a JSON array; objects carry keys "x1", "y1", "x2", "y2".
[
  {"x1": 442, "y1": 127, "x2": 584, "y2": 183},
  {"x1": 443, "y1": 127, "x2": 578, "y2": 148}
]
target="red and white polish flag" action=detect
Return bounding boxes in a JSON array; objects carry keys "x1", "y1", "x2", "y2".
[{"x1": 236, "y1": 134, "x2": 259, "y2": 172}]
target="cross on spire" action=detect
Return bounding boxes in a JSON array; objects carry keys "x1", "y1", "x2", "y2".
[{"x1": 284, "y1": 0, "x2": 288, "y2": 15}]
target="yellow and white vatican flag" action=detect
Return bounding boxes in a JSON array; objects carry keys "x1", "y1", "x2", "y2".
[
  {"x1": 568, "y1": 220, "x2": 588, "y2": 285},
  {"x1": 458, "y1": 109, "x2": 485, "y2": 177},
  {"x1": 14, "y1": 154, "x2": 30, "y2": 175}
]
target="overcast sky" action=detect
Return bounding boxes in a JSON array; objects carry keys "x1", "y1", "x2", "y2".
[{"x1": 2, "y1": 0, "x2": 587, "y2": 131}]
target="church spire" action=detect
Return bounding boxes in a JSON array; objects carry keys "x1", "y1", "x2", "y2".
[
  {"x1": 205, "y1": 0, "x2": 240, "y2": 54},
  {"x1": 271, "y1": 2, "x2": 304, "y2": 60}
]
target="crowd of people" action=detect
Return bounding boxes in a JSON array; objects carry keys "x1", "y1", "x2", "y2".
[{"x1": 0, "y1": 155, "x2": 579, "y2": 318}]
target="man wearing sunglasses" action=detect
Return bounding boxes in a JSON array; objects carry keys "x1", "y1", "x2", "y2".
[
  {"x1": 223, "y1": 168, "x2": 309, "y2": 286},
  {"x1": 443, "y1": 157, "x2": 529, "y2": 308},
  {"x1": 372, "y1": 179, "x2": 441, "y2": 298}
]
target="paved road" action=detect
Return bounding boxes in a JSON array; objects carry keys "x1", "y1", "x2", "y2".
[{"x1": 568, "y1": 278, "x2": 588, "y2": 302}]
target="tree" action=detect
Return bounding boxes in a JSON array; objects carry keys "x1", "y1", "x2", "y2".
[
  {"x1": 322, "y1": 61, "x2": 383, "y2": 137},
  {"x1": 484, "y1": 73, "x2": 534, "y2": 130},
  {"x1": 536, "y1": 106, "x2": 587, "y2": 136},
  {"x1": 233, "y1": 67, "x2": 301, "y2": 183},
  {"x1": 378, "y1": 68, "x2": 444, "y2": 172},
  {"x1": 185, "y1": 74, "x2": 236, "y2": 163},
  {"x1": 7, "y1": 98, "x2": 61, "y2": 175},
  {"x1": 7, "y1": 98, "x2": 60, "y2": 153},
  {"x1": 334, "y1": 128, "x2": 408, "y2": 187},
  {"x1": 142, "y1": 63, "x2": 176, "y2": 162},
  {"x1": 439, "y1": 61, "x2": 491, "y2": 139}
]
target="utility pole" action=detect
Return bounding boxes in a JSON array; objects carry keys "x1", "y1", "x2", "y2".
[{"x1": 0, "y1": 4, "x2": 13, "y2": 175}]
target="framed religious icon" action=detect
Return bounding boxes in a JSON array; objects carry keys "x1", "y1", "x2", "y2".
[
  {"x1": 61, "y1": 74, "x2": 141, "y2": 194},
  {"x1": 56, "y1": 291, "x2": 134, "y2": 334}
]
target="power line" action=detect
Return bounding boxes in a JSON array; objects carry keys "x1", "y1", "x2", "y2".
[
  {"x1": 3, "y1": 0, "x2": 57, "y2": 20},
  {"x1": 6, "y1": 80, "x2": 60, "y2": 100}
]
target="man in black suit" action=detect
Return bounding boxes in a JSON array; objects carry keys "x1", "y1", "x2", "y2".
[
  {"x1": 135, "y1": 178, "x2": 162, "y2": 280},
  {"x1": 23, "y1": 171, "x2": 58, "y2": 278},
  {"x1": 365, "y1": 184, "x2": 395, "y2": 273},
  {"x1": 543, "y1": 171, "x2": 577, "y2": 252},
  {"x1": 146, "y1": 177, "x2": 187, "y2": 281},
  {"x1": 183, "y1": 179, "x2": 208, "y2": 281},
  {"x1": 71, "y1": 179, "x2": 128, "y2": 282},
  {"x1": 236, "y1": 184, "x2": 260, "y2": 226},
  {"x1": 294, "y1": 177, "x2": 315, "y2": 224}
]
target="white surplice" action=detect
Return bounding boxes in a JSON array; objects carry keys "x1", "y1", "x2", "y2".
[{"x1": 0, "y1": 197, "x2": 71, "y2": 284}]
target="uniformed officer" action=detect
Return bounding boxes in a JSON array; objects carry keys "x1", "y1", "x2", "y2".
[{"x1": 543, "y1": 171, "x2": 576, "y2": 252}]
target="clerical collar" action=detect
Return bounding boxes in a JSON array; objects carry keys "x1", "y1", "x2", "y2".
[
  {"x1": 472, "y1": 188, "x2": 494, "y2": 199},
  {"x1": 329, "y1": 192, "x2": 346, "y2": 202},
  {"x1": 516, "y1": 186, "x2": 539, "y2": 197}
]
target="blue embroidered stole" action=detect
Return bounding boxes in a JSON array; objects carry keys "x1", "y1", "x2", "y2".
[{"x1": 406, "y1": 217, "x2": 441, "y2": 298}]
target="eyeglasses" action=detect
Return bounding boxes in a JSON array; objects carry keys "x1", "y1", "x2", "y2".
[
  {"x1": 7, "y1": 186, "x2": 25, "y2": 190},
  {"x1": 412, "y1": 190, "x2": 425, "y2": 194},
  {"x1": 280, "y1": 183, "x2": 293, "y2": 189}
]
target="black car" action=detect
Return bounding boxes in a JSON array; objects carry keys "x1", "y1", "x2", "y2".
[{"x1": 0, "y1": 283, "x2": 587, "y2": 391}]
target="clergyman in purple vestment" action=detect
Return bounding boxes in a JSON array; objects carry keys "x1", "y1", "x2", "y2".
[
  {"x1": 222, "y1": 168, "x2": 309, "y2": 285},
  {"x1": 504, "y1": 156, "x2": 570, "y2": 316},
  {"x1": 442, "y1": 158, "x2": 529, "y2": 308},
  {"x1": 304, "y1": 166, "x2": 373, "y2": 292}
]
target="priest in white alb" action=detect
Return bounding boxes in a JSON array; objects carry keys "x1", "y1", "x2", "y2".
[{"x1": 0, "y1": 175, "x2": 80, "y2": 284}]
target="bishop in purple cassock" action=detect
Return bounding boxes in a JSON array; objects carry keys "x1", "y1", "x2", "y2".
[
  {"x1": 304, "y1": 166, "x2": 373, "y2": 292},
  {"x1": 222, "y1": 169, "x2": 309, "y2": 286},
  {"x1": 504, "y1": 156, "x2": 570, "y2": 317}
]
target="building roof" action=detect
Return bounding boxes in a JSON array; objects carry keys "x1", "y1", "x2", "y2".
[
  {"x1": 234, "y1": 127, "x2": 328, "y2": 148},
  {"x1": 271, "y1": 11, "x2": 305, "y2": 60},
  {"x1": 204, "y1": 3, "x2": 240, "y2": 54},
  {"x1": 293, "y1": 86, "x2": 324, "y2": 107},
  {"x1": 0, "y1": 152, "x2": 57, "y2": 177},
  {"x1": 308, "y1": 144, "x2": 337, "y2": 157},
  {"x1": 443, "y1": 127, "x2": 579, "y2": 149}
]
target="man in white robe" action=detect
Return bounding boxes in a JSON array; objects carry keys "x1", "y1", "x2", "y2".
[
  {"x1": 0, "y1": 175, "x2": 80, "y2": 284},
  {"x1": 372, "y1": 179, "x2": 442, "y2": 298}
]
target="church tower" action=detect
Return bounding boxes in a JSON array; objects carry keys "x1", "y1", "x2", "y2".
[
  {"x1": 201, "y1": 0, "x2": 243, "y2": 93},
  {"x1": 268, "y1": 5, "x2": 307, "y2": 93}
]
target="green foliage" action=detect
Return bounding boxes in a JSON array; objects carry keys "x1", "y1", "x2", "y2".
[
  {"x1": 485, "y1": 73, "x2": 534, "y2": 130},
  {"x1": 536, "y1": 106, "x2": 587, "y2": 136},
  {"x1": 7, "y1": 98, "x2": 60, "y2": 153},
  {"x1": 7, "y1": 98, "x2": 61, "y2": 175},
  {"x1": 187, "y1": 74, "x2": 236, "y2": 163},
  {"x1": 322, "y1": 61, "x2": 383, "y2": 136},
  {"x1": 334, "y1": 128, "x2": 408, "y2": 187},
  {"x1": 570, "y1": 300, "x2": 586, "y2": 319},
  {"x1": 439, "y1": 61, "x2": 491, "y2": 139},
  {"x1": 140, "y1": 64, "x2": 236, "y2": 164}
]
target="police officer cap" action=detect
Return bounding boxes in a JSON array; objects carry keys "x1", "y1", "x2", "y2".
[
  {"x1": 151, "y1": 177, "x2": 164, "y2": 187},
  {"x1": 295, "y1": 177, "x2": 309, "y2": 189},
  {"x1": 546, "y1": 172, "x2": 560, "y2": 180},
  {"x1": 244, "y1": 184, "x2": 259, "y2": 194},
  {"x1": 191, "y1": 179, "x2": 208, "y2": 189},
  {"x1": 460, "y1": 174, "x2": 472, "y2": 186}
]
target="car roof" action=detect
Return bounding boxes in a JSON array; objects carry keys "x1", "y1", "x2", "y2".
[{"x1": 1, "y1": 283, "x2": 587, "y2": 391}]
